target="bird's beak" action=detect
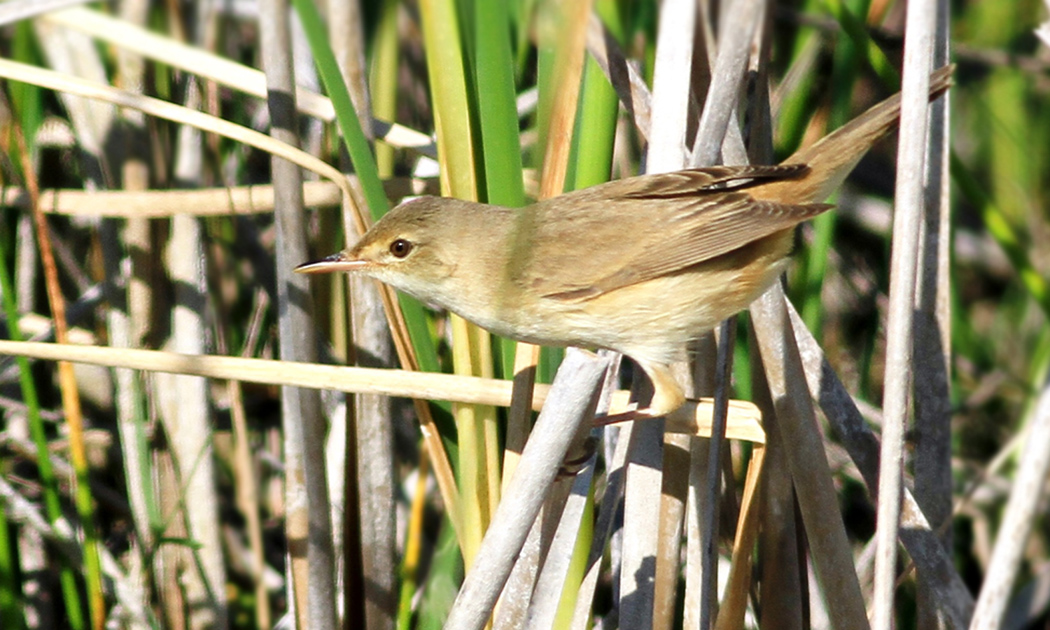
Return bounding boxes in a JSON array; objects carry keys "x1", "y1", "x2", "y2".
[{"x1": 294, "y1": 251, "x2": 368, "y2": 274}]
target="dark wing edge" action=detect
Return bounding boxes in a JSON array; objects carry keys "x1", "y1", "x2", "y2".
[
  {"x1": 618, "y1": 164, "x2": 811, "y2": 200},
  {"x1": 548, "y1": 164, "x2": 811, "y2": 207}
]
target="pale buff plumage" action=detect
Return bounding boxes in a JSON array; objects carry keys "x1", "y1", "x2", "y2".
[{"x1": 299, "y1": 65, "x2": 953, "y2": 417}]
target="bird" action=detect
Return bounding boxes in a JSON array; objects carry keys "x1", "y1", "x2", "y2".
[{"x1": 298, "y1": 65, "x2": 953, "y2": 421}]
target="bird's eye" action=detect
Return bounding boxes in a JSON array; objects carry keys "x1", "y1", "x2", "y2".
[{"x1": 389, "y1": 238, "x2": 413, "y2": 258}]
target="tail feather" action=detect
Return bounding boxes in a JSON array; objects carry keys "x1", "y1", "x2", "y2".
[{"x1": 759, "y1": 65, "x2": 954, "y2": 204}]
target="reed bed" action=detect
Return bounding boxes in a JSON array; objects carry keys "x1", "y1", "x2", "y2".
[{"x1": 0, "y1": 1, "x2": 1046, "y2": 629}]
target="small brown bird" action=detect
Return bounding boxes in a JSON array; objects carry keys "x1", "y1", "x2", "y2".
[{"x1": 299, "y1": 66, "x2": 952, "y2": 419}]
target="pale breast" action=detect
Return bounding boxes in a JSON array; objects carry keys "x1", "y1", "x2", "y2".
[{"x1": 493, "y1": 233, "x2": 793, "y2": 362}]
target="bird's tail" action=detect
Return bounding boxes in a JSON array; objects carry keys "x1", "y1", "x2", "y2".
[{"x1": 760, "y1": 64, "x2": 954, "y2": 204}]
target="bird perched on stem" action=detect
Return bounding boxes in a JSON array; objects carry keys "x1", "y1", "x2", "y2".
[{"x1": 299, "y1": 65, "x2": 953, "y2": 421}]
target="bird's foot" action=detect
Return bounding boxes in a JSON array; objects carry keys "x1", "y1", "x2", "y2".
[
  {"x1": 592, "y1": 359, "x2": 687, "y2": 424},
  {"x1": 596, "y1": 398, "x2": 767, "y2": 443}
]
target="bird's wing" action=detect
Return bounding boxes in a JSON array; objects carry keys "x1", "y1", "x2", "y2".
[{"x1": 512, "y1": 165, "x2": 831, "y2": 301}]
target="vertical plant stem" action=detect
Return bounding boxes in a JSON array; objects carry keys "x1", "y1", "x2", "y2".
[
  {"x1": 418, "y1": 0, "x2": 479, "y2": 199},
  {"x1": 397, "y1": 446, "x2": 432, "y2": 628},
  {"x1": 475, "y1": 0, "x2": 526, "y2": 207},
  {"x1": 16, "y1": 128, "x2": 102, "y2": 630},
  {"x1": 329, "y1": 1, "x2": 399, "y2": 626},
  {"x1": 0, "y1": 499, "x2": 17, "y2": 630},
  {"x1": 538, "y1": 0, "x2": 595, "y2": 198},
  {"x1": 328, "y1": 0, "x2": 372, "y2": 135},
  {"x1": 290, "y1": 0, "x2": 386, "y2": 220},
  {"x1": 969, "y1": 383, "x2": 1050, "y2": 627},
  {"x1": 625, "y1": 1, "x2": 693, "y2": 625},
  {"x1": 502, "y1": 343, "x2": 540, "y2": 490},
  {"x1": 750, "y1": 285, "x2": 870, "y2": 630},
  {"x1": 568, "y1": 0, "x2": 622, "y2": 190},
  {"x1": 229, "y1": 375, "x2": 272, "y2": 629},
  {"x1": 260, "y1": 1, "x2": 337, "y2": 627},
  {"x1": 170, "y1": 66, "x2": 226, "y2": 626},
  {"x1": 294, "y1": 0, "x2": 461, "y2": 542},
  {"x1": 370, "y1": 0, "x2": 400, "y2": 177},
  {"x1": 111, "y1": 2, "x2": 156, "y2": 589},
  {"x1": 477, "y1": 0, "x2": 524, "y2": 394},
  {"x1": 418, "y1": 0, "x2": 495, "y2": 570},
  {"x1": 444, "y1": 350, "x2": 610, "y2": 630},
  {"x1": 913, "y1": 3, "x2": 953, "y2": 627},
  {"x1": 751, "y1": 331, "x2": 806, "y2": 630},
  {"x1": 474, "y1": 0, "x2": 529, "y2": 427},
  {"x1": 688, "y1": 0, "x2": 763, "y2": 167},
  {"x1": 787, "y1": 301, "x2": 974, "y2": 626},
  {"x1": 701, "y1": 320, "x2": 736, "y2": 628},
  {"x1": 0, "y1": 201, "x2": 83, "y2": 630},
  {"x1": 653, "y1": 429, "x2": 691, "y2": 630},
  {"x1": 872, "y1": 0, "x2": 939, "y2": 626}
]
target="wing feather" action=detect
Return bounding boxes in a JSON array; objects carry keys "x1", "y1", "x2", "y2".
[{"x1": 512, "y1": 165, "x2": 829, "y2": 301}]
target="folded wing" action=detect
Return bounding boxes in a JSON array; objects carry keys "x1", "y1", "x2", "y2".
[{"x1": 512, "y1": 164, "x2": 830, "y2": 301}]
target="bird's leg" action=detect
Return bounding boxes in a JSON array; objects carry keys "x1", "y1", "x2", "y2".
[{"x1": 595, "y1": 360, "x2": 686, "y2": 424}]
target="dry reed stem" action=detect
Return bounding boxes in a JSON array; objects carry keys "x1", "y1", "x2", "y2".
[
  {"x1": 585, "y1": 12, "x2": 652, "y2": 139},
  {"x1": 715, "y1": 445, "x2": 766, "y2": 630},
  {"x1": 0, "y1": 179, "x2": 440, "y2": 217},
  {"x1": 0, "y1": 339, "x2": 766, "y2": 442},
  {"x1": 750, "y1": 285, "x2": 870, "y2": 630},
  {"x1": 444, "y1": 350, "x2": 608, "y2": 630},
  {"x1": 502, "y1": 343, "x2": 541, "y2": 493},
  {"x1": 873, "y1": 0, "x2": 942, "y2": 622},
  {"x1": 0, "y1": 57, "x2": 356, "y2": 204},
  {"x1": 41, "y1": 6, "x2": 435, "y2": 155},
  {"x1": 538, "y1": 0, "x2": 595, "y2": 198}
]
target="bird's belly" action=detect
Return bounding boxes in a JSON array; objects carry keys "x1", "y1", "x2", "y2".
[{"x1": 499, "y1": 239, "x2": 790, "y2": 363}]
